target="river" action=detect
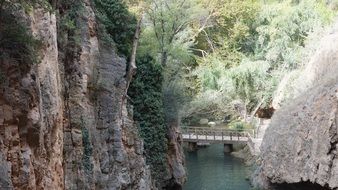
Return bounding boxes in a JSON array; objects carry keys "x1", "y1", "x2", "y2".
[{"x1": 183, "y1": 144, "x2": 251, "y2": 190}]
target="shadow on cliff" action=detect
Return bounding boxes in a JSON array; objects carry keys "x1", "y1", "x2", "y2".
[
  {"x1": 165, "y1": 183, "x2": 182, "y2": 190},
  {"x1": 272, "y1": 181, "x2": 330, "y2": 190}
]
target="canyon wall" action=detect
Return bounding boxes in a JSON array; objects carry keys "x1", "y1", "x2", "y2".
[
  {"x1": 0, "y1": 6, "x2": 64, "y2": 190},
  {"x1": 165, "y1": 122, "x2": 186, "y2": 189},
  {"x1": 257, "y1": 22, "x2": 338, "y2": 189},
  {"x1": 0, "y1": 1, "x2": 154, "y2": 189}
]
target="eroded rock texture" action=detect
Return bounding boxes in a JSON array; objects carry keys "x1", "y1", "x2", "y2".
[
  {"x1": 0, "y1": 7, "x2": 63, "y2": 190},
  {"x1": 259, "y1": 22, "x2": 338, "y2": 189},
  {"x1": 60, "y1": 1, "x2": 153, "y2": 189},
  {"x1": 165, "y1": 123, "x2": 186, "y2": 188},
  {"x1": 0, "y1": 1, "x2": 154, "y2": 190}
]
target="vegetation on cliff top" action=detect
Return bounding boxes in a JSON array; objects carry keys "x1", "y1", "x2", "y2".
[
  {"x1": 0, "y1": 0, "x2": 43, "y2": 66},
  {"x1": 124, "y1": 0, "x2": 337, "y2": 186},
  {"x1": 94, "y1": 0, "x2": 137, "y2": 57}
]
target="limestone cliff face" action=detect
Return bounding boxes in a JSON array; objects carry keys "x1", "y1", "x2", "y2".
[
  {"x1": 165, "y1": 123, "x2": 186, "y2": 188},
  {"x1": 60, "y1": 1, "x2": 153, "y2": 189},
  {"x1": 0, "y1": 2, "x2": 153, "y2": 190},
  {"x1": 258, "y1": 22, "x2": 338, "y2": 189},
  {"x1": 0, "y1": 7, "x2": 63, "y2": 190}
]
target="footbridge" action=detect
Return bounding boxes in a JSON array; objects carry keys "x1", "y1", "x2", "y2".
[{"x1": 181, "y1": 127, "x2": 259, "y2": 154}]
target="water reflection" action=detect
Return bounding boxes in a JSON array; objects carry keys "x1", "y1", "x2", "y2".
[{"x1": 183, "y1": 144, "x2": 251, "y2": 190}]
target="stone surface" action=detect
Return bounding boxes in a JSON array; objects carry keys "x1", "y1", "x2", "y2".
[
  {"x1": 199, "y1": 118, "x2": 209, "y2": 125},
  {"x1": 165, "y1": 123, "x2": 186, "y2": 188},
  {"x1": 0, "y1": 2, "x2": 155, "y2": 190},
  {"x1": 59, "y1": 1, "x2": 155, "y2": 189},
  {"x1": 258, "y1": 21, "x2": 338, "y2": 189},
  {"x1": 0, "y1": 7, "x2": 63, "y2": 190},
  {"x1": 208, "y1": 122, "x2": 216, "y2": 127}
]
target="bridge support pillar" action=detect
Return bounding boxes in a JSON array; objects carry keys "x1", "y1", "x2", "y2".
[
  {"x1": 224, "y1": 144, "x2": 233, "y2": 153},
  {"x1": 187, "y1": 142, "x2": 197, "y2": 152}
]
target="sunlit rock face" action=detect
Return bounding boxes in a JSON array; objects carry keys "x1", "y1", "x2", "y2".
[
  {"x1": 0, "y1": 7, "x2": 64, "y2": 190},
  {"x1": 0, "y1": 2, "x2": 154, "y2": 189},
  {"x1": 165, "y1": 122, "x2": 186, "y2": 189},
  {"x1": 60, "y1": 1, "x2": 154, "y2": 189},
  {"x1": 273, "y1": 22, "x2": 338, "y2": 110},
  {"x1": 258, "y1": 22, "x2": 338, "y2": 189}
]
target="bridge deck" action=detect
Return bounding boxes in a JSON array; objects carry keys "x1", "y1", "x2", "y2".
[
  {"x1": 182, "y1": 134, "x2": 248, "y2": 143},
  {"x1": 181, "y1": 127, "x2": 253, "y2": 144}
]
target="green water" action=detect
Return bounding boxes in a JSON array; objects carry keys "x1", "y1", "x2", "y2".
[{"x1": 183, "y1": 144, "x2": 251, "y2": 190}]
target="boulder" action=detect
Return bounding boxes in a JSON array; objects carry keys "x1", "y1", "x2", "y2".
[
  {"x1": 208, "y1": 122, "x2": 216, "y2": 127},
  {"x1": 199, "y1": 118, "x2": 209, "y2": 125}
]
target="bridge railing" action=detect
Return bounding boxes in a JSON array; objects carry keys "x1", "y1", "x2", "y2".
[{"x1": 181, "y1": 126, "x2": 254, "y2": 141}]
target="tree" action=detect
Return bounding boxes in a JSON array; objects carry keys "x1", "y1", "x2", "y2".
[
  {"x1": 226, "y1": 60, "x2": 272, "y2": 120},
  {"x1": 193, "y1": 0, "x2": 260, "y2": 54},
  {"x1": 183, "y1": 0, "x2": 336, "y2": 123},
  {"x1": 146, "y1": 0, "x2": 203, "y2": 66}
]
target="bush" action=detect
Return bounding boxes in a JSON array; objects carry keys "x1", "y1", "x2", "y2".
[
  {"x1": 228, "y1": 120, "x2": 252, "y2": 131},
  {"x1": 82, "y1": 126, "x2": 93, "y2": 173},
  {"x1": 58, "y1": 0, "x2": 88, "y2": 50},
  {"x1": 0, "y1": 2, "x2": 42, "y2": 66}
]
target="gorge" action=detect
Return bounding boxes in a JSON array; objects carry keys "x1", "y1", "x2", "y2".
[
  {"x1": 1, "y1": 0, "x2": 338, "y2": 190},
  {"x1": 0, "y1": 0, "x2": 183, "y2": 189}
]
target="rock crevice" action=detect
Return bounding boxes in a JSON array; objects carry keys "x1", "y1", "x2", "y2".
[{"x1": 0, "y1": 2, "x2": 155, "y2": 190}]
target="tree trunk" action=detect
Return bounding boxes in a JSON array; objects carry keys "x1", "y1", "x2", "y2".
[
  {"x1": 121, "y1": 15, "x2": 142, "y2": 117},
  {"x1": 125, "y1": 16, "x2": 142, "y2": 90},
  {"x1": 248, "y1": 98, "x2": 265, "y2": 123},
  {"x1": 161, "y1": 51, "x2": 168, "y2": 66}
]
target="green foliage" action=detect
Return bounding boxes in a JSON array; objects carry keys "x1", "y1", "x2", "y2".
[
  {"x1": 228, "y1": 120, "x2": 252, "y2": 131},
  {"x1": 0, "y1": 1, "x2": 42, "y2": 66},
  {"x1": 193, "y1": 46, "x2": 244, "y2": 91},
  {"x1": 144, "y1": 0, "x2": 204, "y2": 66},
  {"x1": 128, "y1": 55, "x2": 168, "y2": 183},
  {"x1": 93, "y1": 0, "x2": 137, "y2": 56},
  {"x1": 226, "y1": 60, "x2": 274, "y2": 108},
  {"x1": 57, "y1": 0, "x2": 84, "y2": 53},
  {"x1": 139, "y1": 0, "x2": 205, "y2": 129},
  {"x1": 254, "y1": 0, "x2": 335, "y2": 69},
  {"x1": 22, "y1": 0, "x2": 53, "y2": 12},
  {"x1": 80, "y1": 116, "x2": 93, "y2": 173},
  {"x1": 181, "y1": 90, "x2": 229, "y2": 124},
  {"x1": 183, "y1": 0, "x2": 336, "y2": 123},
  {"x1": 163, "y1": 79, "x2": 190, "y2": 123},
  {"x1": 215, "y1": 0, "x2": 260, "y2": 52}
]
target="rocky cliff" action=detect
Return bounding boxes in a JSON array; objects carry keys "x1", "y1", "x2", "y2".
[
  {"x1": 257, "y1": 22, "x2": 338, "y2": 189},
  {"x1": 165, "y1": 122, "x2": 186, "y2": 189},
  {"x1": 0, "y1": 1, "x2": 154, "y2": 189}
]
